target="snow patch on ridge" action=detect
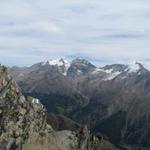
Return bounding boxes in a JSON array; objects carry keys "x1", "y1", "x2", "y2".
[
  {"x1": 32, "y1": 98, "x2": 40, "y2": 104},
  {"x1": 48, "y1": 59, "x2": 64, "y2": 66},
  {"x1": 48, "y1": 59, "x2": 70, "y2": 67},
  {"x1": 103, "y1": 69, "x2": 113, "y2": 74},
  {"x1": 92, "y1": 61, "x2": 142, "y2": 81},
  {"x1": 92, "y1": 68, "x2": 122, "y2": 80},
  {"x1": 42, "y1": 59, "x2": 70, "y2": 67},
  {"x1": 42, "y1": 59, "x2": 71, "y2": 76},
  {"x1": 128, "y1": 62, "x2": 140, "y2": 73},
  {"x1": 104, "y1": 71, "x2": 122, "y2": 80},
  {"x1": 92, "y1": 68, "x2": 103, "y2": 74}
]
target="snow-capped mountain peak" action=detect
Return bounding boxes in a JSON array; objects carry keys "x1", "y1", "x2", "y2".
[
  {"x1": 127, "y1": 62, "x2": 142, "y2": 73},
  {"x1": 42, "y1": 58, "x2": 71, "y2": 76},
  {"x1": 91, "y1": 63, "x2": 147, "y2": 81},
  {"x1": 67, "y1": 58, "x2": 96, "y2": 77},
  {"x1": 92, "y1": 64, "x2": 128, "y2": 80},
  {"x1": 127, "y1": 61, "x2": 147, "y2": 73},
  {"x1": 47, "y1": 58, "x2": 70, "y2": 67}
]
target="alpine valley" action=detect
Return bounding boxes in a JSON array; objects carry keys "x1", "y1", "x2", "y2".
[{"x1": 9, "y1": 58, "x2": 150, "y2": 150}]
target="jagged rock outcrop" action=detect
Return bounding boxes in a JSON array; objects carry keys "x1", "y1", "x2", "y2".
[
  {"x1": 0, "y1": 65, "x2": 52, "y2": 150},
  {"x1": 0, "y1": 65, "x2": 119, "y2": 150},
  {"x1": 67, "y1": 59, "x2": 96, "y2": 77}
]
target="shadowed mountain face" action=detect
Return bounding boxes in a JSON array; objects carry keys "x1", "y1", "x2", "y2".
[
  {"x1": 0, "y1": 64, "x2": 119, "y2": 150},
  {"x1": 9, "y1": 59, "x2": 150, "y2": 149}
]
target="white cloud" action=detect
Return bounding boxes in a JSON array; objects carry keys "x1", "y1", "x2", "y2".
[
  {"x1": 0, "y1": 0, "x2": 150, "y2": 66},
  {"x1": 31, "y1": 20, "x2": 61, "y2": 33}
]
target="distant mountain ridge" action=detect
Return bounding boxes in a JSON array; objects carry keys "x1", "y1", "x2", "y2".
[
  {"x1": 9, "y1": 58, "x2": 150, "y2": 149},
  {"x1": 10, "y1": 58, "x2": 148, "y2": 79}
]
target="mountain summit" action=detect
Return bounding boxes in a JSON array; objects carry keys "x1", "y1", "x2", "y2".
[
  {"x1": 67, "y1": 58, "x2": 96, "y2": 77},
  {"x1": 42, "y1": 58, "x2": 71, "y2": 76}
]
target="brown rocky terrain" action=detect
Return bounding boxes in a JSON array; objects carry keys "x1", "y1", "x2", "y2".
[
  {"x1": 9, "y1": 59, "x2": 150, "y2": 149},
  {"x1": 0, "y1": 64, "x2": 119, "y2": 150}
]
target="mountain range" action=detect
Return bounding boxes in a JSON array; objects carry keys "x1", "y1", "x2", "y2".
[
  {"x1": 0, "y1": 64, "x2": 119, "y2": 150},
  {"x1": 9, "y1": 58, "x2": 150, "y2": 149}
]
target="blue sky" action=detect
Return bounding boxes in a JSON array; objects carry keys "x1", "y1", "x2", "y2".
[{"x1": 0, "y1": 0, "x2": 150, "y2": 67}]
